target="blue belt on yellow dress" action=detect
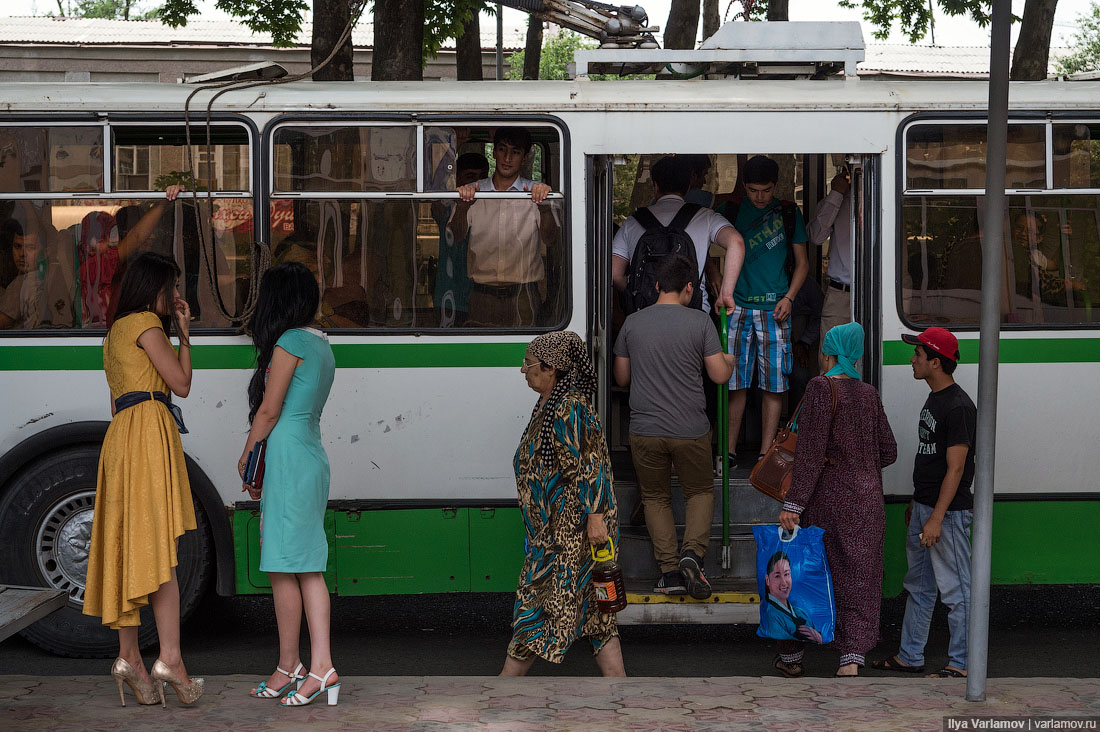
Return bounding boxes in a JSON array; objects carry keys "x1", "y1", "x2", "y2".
[{"x1": 113, "y1": 391, "x2": 188, "y2": 434}]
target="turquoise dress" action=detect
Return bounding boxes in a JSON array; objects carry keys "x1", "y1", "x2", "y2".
[{"x1": 259, "y1": 327, "x2": 336, "y2": 573}]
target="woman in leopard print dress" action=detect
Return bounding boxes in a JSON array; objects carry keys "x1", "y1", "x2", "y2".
[{"x1": 501, "y1": 331, "x2": 625, "y2": 676}]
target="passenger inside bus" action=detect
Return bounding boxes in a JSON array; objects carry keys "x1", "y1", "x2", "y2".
[
  {"x1": 1009, "y1": 210, "x2": 1074, "y2": 311},
  {"x1": 432, "y1": 152, "x2": 489, "y2": 327},
  {"x1": 0, "y1": 219, "x2": 72, "y2": 329},
  {"x1": 450, "y1": 127, "x2": 559, "y2": 328}
]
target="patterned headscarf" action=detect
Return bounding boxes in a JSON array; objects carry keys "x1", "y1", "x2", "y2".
[{"x1": 527, "y1": 331, "x2": 597, "y2": 469}]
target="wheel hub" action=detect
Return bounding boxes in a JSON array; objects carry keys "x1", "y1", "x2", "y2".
[{"x1": 35, "y1": 490, "x2": 97, "y2": 605}]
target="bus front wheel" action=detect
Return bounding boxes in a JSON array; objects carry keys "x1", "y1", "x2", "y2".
[{"x1": 0, "y1": 446, "x2": 213, "y2": 657}]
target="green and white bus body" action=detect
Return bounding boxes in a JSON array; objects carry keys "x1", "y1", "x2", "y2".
[{"x1": 0, "y1": 78, "x2": 1097, "y2": 655}]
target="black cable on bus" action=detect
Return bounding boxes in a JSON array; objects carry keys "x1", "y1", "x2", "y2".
[{"x1": 181, "y1": 0, "x2": 370, "y2": 326}]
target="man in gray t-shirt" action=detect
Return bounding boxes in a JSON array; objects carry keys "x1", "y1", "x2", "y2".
[{"x1": 613, "y1": 254, "x2": 734, "y2": 600}]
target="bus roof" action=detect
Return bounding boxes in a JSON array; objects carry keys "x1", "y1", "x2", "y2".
[{"x1": 1, "y1": 79, "x2": 1097, "y2": 115}]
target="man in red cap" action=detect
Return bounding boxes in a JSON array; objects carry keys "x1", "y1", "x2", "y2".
[{"x1": 872, "y1": 326, "x2": 976, "y2": 679}]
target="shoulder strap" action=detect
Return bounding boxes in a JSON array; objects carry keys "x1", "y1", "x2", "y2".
[
  {"x1": 633, "y1": 206, "x2": 661, "y2": 232},
  {"x1": 668, "y1": 202, "x2": 702, "y2": 232},
  {"x1": 781, "y1": 200, "x2": 798, "y2": 275}
]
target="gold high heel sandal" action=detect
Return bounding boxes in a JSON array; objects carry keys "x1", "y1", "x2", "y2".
[
  {"x1": 110, "y1": 657, "x2": 164, "y2": 707},
  {"x1": 150, "y1": 659, "x2": 204, "y2": 706}
]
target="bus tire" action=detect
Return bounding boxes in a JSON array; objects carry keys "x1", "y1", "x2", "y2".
[{"x1": 0, "y1": 446, "x2": 214, "y2": 658}]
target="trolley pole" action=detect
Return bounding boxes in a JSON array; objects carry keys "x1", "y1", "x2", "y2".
[{"x1": 967, "y1": 0, "x2": 1010, "y2": 703}]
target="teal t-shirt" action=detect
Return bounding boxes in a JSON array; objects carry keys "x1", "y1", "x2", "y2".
[{"x1": 724, "y1": 198, "x2": 807, "y2": 311}]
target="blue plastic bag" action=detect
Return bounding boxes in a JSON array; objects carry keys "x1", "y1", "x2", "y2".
[{"x1": 753, "y1": 525, "x2": 836, "y2": 644}]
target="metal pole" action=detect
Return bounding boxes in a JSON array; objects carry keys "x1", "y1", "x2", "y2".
[
  {"x1": 719, "y1": 307, "x2": 731, "y2": 570},
  {"x1": 496, "y1": 4, "x2": 504, "y2": 80},
  {"x1": 966, "y1": 0, "x2": 1010, "y2": 703}
]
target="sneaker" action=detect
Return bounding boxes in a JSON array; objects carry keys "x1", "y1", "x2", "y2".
[
  {"x1": 679, "y1": 552, "x2": 713, "y2": 600},
  {"x1": 653, "y1": 571, "x2": 686, "y2": 595}
]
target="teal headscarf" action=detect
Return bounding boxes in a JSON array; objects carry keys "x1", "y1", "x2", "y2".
[{"x1": 823, "y1": 322, "x2": 864, "y2": 379}]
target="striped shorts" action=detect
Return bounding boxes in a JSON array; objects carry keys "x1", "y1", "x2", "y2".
[{"x1": 728, "y1": 305, "x2": 792, "y2": 393}]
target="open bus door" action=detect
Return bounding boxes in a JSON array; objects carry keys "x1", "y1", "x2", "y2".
[
  {"x1": 850, "y1": 154, "x2": 883, "y2": 387},
  {"x1": 586, "y1": 155, "x2": 615, "y2": 424}
]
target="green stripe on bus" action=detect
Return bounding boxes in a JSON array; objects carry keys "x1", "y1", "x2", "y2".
[
  {"x1": 883, "y1": 337, "x2": 1100, "y2": 365},
  {"x1": 0, "y1": 342, "x2": 529, "y2": 371}
]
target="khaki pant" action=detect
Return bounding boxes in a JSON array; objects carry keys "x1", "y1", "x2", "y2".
[
  {"x1": 818, "y1": 284, "x2": 852, "y2": 372},
  {"x1": 630, "y1": 432, "x2": 714, "y2": 573}
]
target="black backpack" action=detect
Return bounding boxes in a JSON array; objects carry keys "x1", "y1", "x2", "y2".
[{"x1": 625, "y1": 203, "x2": 703, "y2": 313}]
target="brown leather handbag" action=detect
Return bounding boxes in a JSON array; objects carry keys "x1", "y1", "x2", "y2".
[{"x1": 749, "y1": 377, "x2": 839, "y2": 502}]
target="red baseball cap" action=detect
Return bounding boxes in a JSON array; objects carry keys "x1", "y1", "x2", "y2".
[{"x1": 902, "y1": 327, "x2": 960, "y2": 362}]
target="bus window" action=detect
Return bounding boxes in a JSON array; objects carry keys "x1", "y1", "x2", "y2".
[
  {"x1": 900, "y1": 194, "x2": 1100, "y2": 326},
  {"x1": 422, "y1": 125, "x2": 560, "y2": 192},
  {"x1": 273, "y1": 126, "x2": 416, "y2": 193},
  {"x1": 111, "y1": 125, "x2": 250, "y2": 192},
  {"x1": 0, "y1": 126, "x2": 103, "y2": 194},
  {"x1": 905, "y1": 123, "x2": 1046, "y2": 190},
  {"x1": 1054, "y1": 124, "x2": 1100, "y2": 189},
  {"x1": 271, "y1": 121, "x2": 567, "y2": 330},
  {"x1": 901, "y1": 118, "x2": 1100, "y2": 328},
  {"x1": 268, "y1": 196, "x2": 567, "y2": 329}
]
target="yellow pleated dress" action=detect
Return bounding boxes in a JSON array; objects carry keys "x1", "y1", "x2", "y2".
[{"x1": 83, "y1": 311, "x2": 196, "y2": 629}]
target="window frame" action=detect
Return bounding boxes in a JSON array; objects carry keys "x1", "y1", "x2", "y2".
[
  {"x1": 261, "y1": 113, "x2": 572, "y2": 336},
  {"x1": 0, "y1": 113, "x2": 260, "y2": 338},
  {"x1": 896, "y1": 111, "x2": 1100, "y2": 332}
]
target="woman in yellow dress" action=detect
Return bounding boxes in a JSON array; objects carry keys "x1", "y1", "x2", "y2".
[{"x1": 83, "y1": 251, "x2": 203, "y2": 707}]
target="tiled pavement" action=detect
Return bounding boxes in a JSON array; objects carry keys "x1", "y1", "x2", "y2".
[{"x1": 3, "y1": 675, "x2": 1099, "y2": 731}]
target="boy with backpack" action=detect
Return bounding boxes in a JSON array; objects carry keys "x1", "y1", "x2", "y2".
[
  {"x1": 611, "y1": 156, "x2": 744, "y2": 316},
  {"x1": 714, "y1": 155, "x2": 809, "y2": 466},
  {"x1": 614, "y1": 254, "x2": 736, "y2": 598}
]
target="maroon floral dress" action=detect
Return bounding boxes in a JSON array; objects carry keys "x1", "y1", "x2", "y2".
[{"x1": 783, "y1": 375, "x2": 897, "y2": 665}]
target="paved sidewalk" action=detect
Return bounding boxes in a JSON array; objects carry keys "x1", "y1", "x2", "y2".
[{"x1": 3, "y1": 674, "x2": 1098, "y2": 731}]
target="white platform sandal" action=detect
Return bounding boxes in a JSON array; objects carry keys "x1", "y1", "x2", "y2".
[
  {"x1": 282, "y1": 668, "x2": 340, "y2": 707},
  {"x1": 249, "y1": 662, "x2": 305, "y2": 699}
]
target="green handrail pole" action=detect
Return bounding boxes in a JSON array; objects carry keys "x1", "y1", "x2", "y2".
[{"x1": 719, "y1": 306, "x2": 731, "y2": 570}]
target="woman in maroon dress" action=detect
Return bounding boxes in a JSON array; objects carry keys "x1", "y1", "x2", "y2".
[{"x1": 776, "y1": 322, "x2": 897, "y2": 678}]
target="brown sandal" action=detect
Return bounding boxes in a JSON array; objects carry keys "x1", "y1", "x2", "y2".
[{"x1": 774, "y1": 656, "x2": 804, "y2": 678}]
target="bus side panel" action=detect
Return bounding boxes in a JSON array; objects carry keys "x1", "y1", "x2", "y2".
[{"x1": 883, "y1": 500, "x2": 1100, "y2": 595}]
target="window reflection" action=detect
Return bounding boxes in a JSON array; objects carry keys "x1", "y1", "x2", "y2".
[
  {"x1": 0, "y1": 197, "x2": 250, "y2": 330},
  {"x1": 905, "y1": 124, "x2": 1046, "y2": 190},
  {"x1": 901, "y1": 194, "x2": 1100, "y2": 325},
  {"x1": 269, "y1": 197, "x2": 567, "y2": 329},
  {"x1": 0, "y1": 127, "x2": 103, "y2": 194},
  {"x1": 273, "y1": 126, "x2": 416, "y2": 193},
  {"x1": 1053, "y1": 124, "x2": 1100, "y2": 189},
  {"x1": 111, "y1": 125, "x2": 250, "y2": 192}
]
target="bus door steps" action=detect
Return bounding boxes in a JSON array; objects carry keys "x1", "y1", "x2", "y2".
[
  {"x1": 0, "y1": 585, "x2": 67, "y2": 643},
  {"x1": 618, "y1": 578, "x2": 760, "y2": 626},
  {"x1": 613, "y1": 475, "x2": 781, "y2": 582}
]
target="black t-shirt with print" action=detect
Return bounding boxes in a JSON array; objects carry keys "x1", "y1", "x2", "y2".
[{"x1": 912, "y1": 383, "x2": 977, "y2": 511}]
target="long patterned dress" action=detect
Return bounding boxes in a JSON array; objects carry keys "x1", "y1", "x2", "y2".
[
  {"x1": 783, "y1": 375, "x2": 898, "y2": 664},
  {"x1": 508, "y1": 388, "x2": 619, "y2": 663}
]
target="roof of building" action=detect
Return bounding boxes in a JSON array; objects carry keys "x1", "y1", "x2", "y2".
[
  {"x1": 0, "y1": 16, "x2": 528, "y2": 51},
  {"x1": 861, "y1": 43, "x2": 1067, "y2": 78}
]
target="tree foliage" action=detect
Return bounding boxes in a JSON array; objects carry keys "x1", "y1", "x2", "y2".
[
  {"x1": 507, "y1": 28, "x2": 594, "y2": 80},
  {"x1": 838, "y1": 0, "x2": 990, "y2": 43},
  {"x1": 1056, "y1": 1, "x2": 1100, "y2": 74},
  {"x1": 51, "y1": 0, "x2": 164, "y2": 19},
  {"x1": 162, "y1": 0, "x2": 486, "y2": 58}
]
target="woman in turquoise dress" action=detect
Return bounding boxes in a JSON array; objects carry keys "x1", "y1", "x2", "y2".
[
  {"x1": 237, "y1": 262, "x2": 340, "y2": 707},
  {"x1": 501, "y1": 331, "x2": 626, "y2": 676}
]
